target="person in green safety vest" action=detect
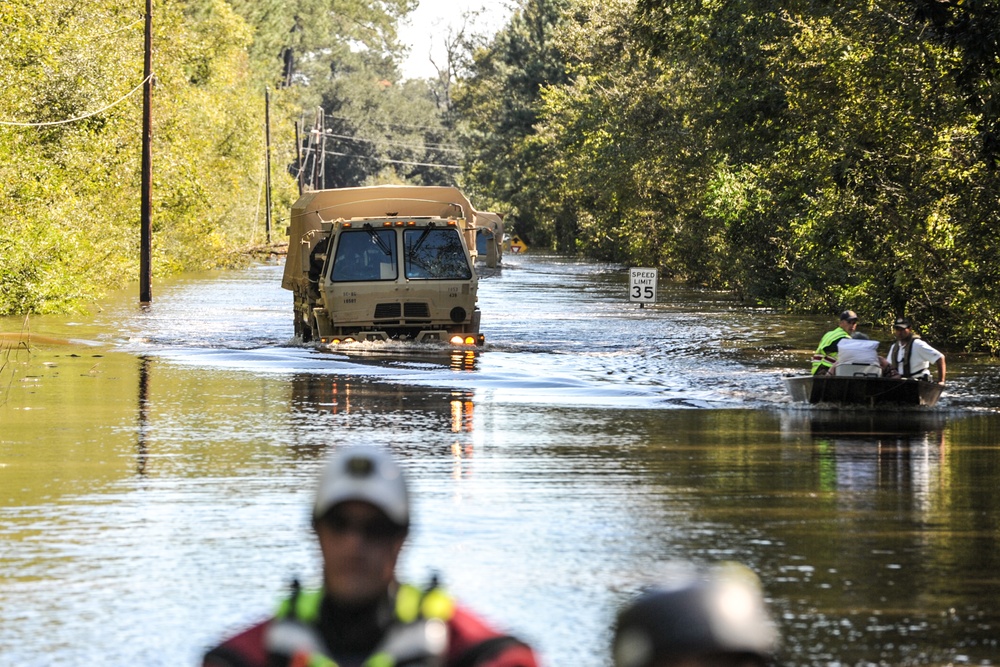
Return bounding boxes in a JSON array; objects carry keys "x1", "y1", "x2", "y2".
[
  {"x1": 811, "y1": 310, "x2": 859, "y2": 375},
  {"x1": 202, "y1": 446, "x2": 539, "y2": 667}
]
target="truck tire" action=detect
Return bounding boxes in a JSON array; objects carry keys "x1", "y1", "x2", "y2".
[{"x1": 296, "y1": 310, "x2": 313, "y2": 343}]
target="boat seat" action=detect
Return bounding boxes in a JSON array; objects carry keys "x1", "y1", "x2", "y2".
[{"x1": 834, "y1": 363, "x2": 882, "y2": 377}]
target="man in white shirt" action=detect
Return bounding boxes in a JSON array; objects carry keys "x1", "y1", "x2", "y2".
[{"x1": 887, "y1": 317, "x2": 946, "y2": 383}]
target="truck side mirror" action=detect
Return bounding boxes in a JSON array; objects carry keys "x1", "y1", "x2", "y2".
[
  {"x1": 485, "y1": 238, "x2": 498, "y2": 268},
  {"x1": 300, "y1": 241, "x2": 312, "y2": 274}
]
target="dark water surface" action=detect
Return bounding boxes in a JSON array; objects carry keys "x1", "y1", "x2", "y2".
[{"x1": 2, "y1": 256, "x2": 999, "y2": 666}]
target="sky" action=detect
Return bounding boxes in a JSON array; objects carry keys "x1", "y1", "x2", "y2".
[{"x1": 397, "y1": 0, "x2": 515, "y2": 80}]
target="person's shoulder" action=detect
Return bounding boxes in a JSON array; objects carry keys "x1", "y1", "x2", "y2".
[
  {"x1": 445, "y1": 605, "x2": 539, "y2": 667},
  {"x1": 202, "y1": 618, "x2": 271, "y2": 667},
  {"x1": 913, "y1": 338, "x2": 943, "y2": 354}
]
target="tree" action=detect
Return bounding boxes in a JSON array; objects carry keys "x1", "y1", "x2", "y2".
[{"x1": 453, "y1": 0, "x2": 574, "y2": 248}]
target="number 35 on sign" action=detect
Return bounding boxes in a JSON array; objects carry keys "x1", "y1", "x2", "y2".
[{"x1": 629, "y1": 267, "x2": 658, "y2": 304}]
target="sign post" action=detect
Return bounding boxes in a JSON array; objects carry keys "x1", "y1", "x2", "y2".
[{"x1": 629, "y1": 267, "x2": 657, "y2": 308}]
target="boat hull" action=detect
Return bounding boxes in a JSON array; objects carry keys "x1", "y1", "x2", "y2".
[{"x1": 784, "y1": 374, "x2": 944, "y2": 407}]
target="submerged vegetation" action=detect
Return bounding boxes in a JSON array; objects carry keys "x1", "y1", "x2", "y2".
[{"x1": 2, "y1": 0, "x2": 1000, "y2": 351}]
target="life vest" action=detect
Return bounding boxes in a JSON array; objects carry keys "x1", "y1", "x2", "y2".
[
  {"x1": 888, "y1": 334, "x2": 924, "y2": 378},
  {"x1": 266, "y1": 583, "x2": 456, "y2": 667},
  {"x1": 811, "y1": 328, "x2": 850, "y2": 375}
]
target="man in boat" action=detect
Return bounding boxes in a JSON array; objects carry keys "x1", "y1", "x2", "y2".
[
  {"x1": 203, "y1": 445, "x2": 539, "y2": 667},
  {"x1": 886, "y1": 317, "x2": 946, "y2": 384},
  {"x1": 612, "y1": 563, "x2": 779, "y2": 667},
  {"x1": 811, "y1": 310, "x2": 859, "y2": 375}
]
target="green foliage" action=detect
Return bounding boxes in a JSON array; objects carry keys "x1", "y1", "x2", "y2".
[
  {"x1": 452, "y1": 0, "x2": 575, "y2": 247},
  {"x1": 451, "y1": 0, "x2": 1000, "y2": 352},
  {"x1": 0, "y1": 0, "x2": 414, "y2": 316}
]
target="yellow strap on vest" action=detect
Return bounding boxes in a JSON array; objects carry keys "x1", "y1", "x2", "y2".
[
  {"x1": 364, "y1": 652, "x2": 395, "y2": 667},
  {"x1": 273, "y1": 582, "x2": 455, "y2": 667},
  {"x1": 277, "y1": 588, "x2": 325, "y2": 623},
  {"x1": 394, "y1": 583, "x2": 455, "y2": 624},
  {"x1": 278, "y1": 584, "x2": 454, "y2": 624}
]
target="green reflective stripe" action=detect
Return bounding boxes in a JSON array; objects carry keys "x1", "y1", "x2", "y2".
[
  {"x1": 420, "y1": 588, "x2": 455, "y2": 620},
  {"x1": 308, "y1": 655, "x2": 338, "y2": 667},
  {"x1": 394, "y1": 583, "x2": 455, "y2": 623},
  {"x1": 276, "y1": 589, "x2": 325, "y2": 623},
  {"x1": 364, "y1": 652, "x2": 395, "y2": 667},
  {"x1": 395, "y1": 584, "x2": 422, "y2": 624}
]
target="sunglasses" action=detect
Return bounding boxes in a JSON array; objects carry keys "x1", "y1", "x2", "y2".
[{"x1": 321, "y1": 512, "x2": 404, "y2": 542}]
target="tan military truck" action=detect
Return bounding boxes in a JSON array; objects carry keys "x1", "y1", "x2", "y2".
[{"x1": 282, "y1": 185, "x2": 496, "y2": 346}]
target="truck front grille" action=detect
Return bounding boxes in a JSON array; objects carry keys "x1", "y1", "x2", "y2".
[
  {"x1": 374, "y1": 303, "x2": 402, "y2": 319},
  {"x1": 404, "y1": 303, "x2": 430, "y2": 318}
]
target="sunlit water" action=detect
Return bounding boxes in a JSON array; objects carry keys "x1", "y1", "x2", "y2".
[{"x1": 2, "y1": 255, "x2": 999, "y2": 666}]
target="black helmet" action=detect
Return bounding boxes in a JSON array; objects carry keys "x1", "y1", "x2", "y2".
[{"x1": 613, "y1": 564, "x2": 778, "y2": 667}]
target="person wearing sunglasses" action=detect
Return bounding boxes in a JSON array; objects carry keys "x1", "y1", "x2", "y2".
[{"x1": 203, "y1": 446, "x2": 539, "y2": 667}]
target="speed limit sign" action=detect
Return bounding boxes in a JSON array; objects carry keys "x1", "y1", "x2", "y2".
[{"x1": 629, "y1": 267, "x2": 657, "y2": 304}]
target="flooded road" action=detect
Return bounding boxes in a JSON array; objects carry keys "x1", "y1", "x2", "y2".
[{"x1": 2, "y1": 255, "x2": 1000, "y2": 666}]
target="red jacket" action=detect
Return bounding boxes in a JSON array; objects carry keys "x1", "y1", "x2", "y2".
[{"x1": 203, "y1": 592, "x2": 538, "y2": 667}]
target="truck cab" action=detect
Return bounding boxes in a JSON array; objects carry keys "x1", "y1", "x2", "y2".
[{"x1": 282, "y1": 186, "x2": 493, "y2": 346}]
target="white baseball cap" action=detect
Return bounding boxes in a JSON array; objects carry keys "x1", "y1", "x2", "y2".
[{"x1": 313, "y1": 446, "x2": 409, "y2": 528}]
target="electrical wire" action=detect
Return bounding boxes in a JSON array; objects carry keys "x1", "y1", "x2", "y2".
[
  {"x1": 322, "y1": 112, "x2": 448, "y2": 133},
  {"x1": 313, "y1": 130, "x2": 463, "y2": 154},
  {"x1": 0, "y1": 74, "x2": 151, "y2": 127},
  {"x1": 323, "y1": 150, "x2": 461, "y2": 169},
  {"x1": 93, "y1": 16, "x2": 145, "y2": 39}
]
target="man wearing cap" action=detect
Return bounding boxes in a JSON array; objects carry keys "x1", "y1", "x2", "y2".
[
  {"x1": 811, "y1": 310, "x2": 859, "y2": 375},
  {"x1": 886, "y1": 317, "x2": 946, "y2": 383},
  {"x1": 203, "y1": 446, "x2": 539, "y2": 667},
  {"x1": 612, "y1": 563, "x2": 779, "y2": 667}
]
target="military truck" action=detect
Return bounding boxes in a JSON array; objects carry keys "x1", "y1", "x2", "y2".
[{"x1": 282, "y1": 185, "x2": 496, "y2": 346}]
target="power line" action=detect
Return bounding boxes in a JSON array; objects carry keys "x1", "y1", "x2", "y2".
[
  {"x1": 310, "y1": 129, "x2": 464, "y2": 154},
  {"x1": 323, "y1": 150, "x2": 461, "y2": 170},
  {"x1": 322, "y1": 112, "x2": 448, "y2": 133},
  {"x1": 0, "y1": 74, "x2": 151, "y2": 127},
  {"x1": 94, "y1": 16, "x2": 145, "y2": 39}
]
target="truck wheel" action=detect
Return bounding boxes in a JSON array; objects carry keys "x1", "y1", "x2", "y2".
[{"x1": 297, "y1": 312, "x2": 313, "y2": 343}]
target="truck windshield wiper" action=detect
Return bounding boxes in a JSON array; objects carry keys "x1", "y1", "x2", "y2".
[
  {"x1": 362, "y1": 224, "x2": 394, "y2": 257},
  {"x1": 407, "y1": 222, "x2": 436, "y2": 257}
]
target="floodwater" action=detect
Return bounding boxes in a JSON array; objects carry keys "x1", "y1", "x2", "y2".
[{"x1": 2, "y1": 255, "x2": 999, "y2": 667}]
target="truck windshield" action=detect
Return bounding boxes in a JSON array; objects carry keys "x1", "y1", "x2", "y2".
[
  {"x1": 404, "y1": 227, "x2": 472, "y2": 280},
  {"x1": 330, "y1": 229, "x2": 397, "y2": 282}
]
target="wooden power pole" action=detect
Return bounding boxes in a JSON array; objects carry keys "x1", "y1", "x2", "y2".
[
  {"x1": 139, "y1": 0, "x2": 153, "y2": 305},
  {"x1": 264, "y1": 87, "x2": 273, "y2": 245}
]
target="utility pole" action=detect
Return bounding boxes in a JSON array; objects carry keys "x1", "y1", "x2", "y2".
[
  {"x1": 139, "y1": 0, "x2": 153, "y2": 306},
  {"x1": 294, "y1": 120, "x2": 303, "y2": 195},
  {"x1": 316, "y1": 107, "x2": 326, "y2": 190},
  {"x1": 264, "y1": 87, "x2": 273, "y2": 245},
  {"x1": 309, "y1": 114, "x2": 319, "y2": 191}
]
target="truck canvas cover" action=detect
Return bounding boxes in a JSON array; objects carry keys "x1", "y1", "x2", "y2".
[{"x1": 283, "y1": 185, "x2": 482, "y2": 292}]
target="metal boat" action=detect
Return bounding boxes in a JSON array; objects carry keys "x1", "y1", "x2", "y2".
[{"x1": 784, "y1": 373, "x2": 944, "y2": 407}]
